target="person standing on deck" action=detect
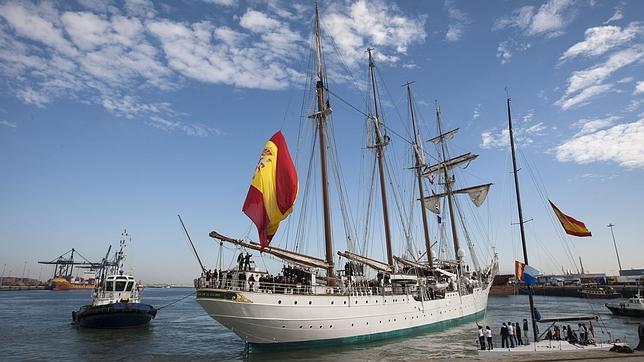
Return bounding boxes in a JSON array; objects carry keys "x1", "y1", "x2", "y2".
[
  {"x1": 485, "y1": 326, "x2": 493, "y2": 350},
  {"x1": 515, "y1": 321, "x2": 523, "y2": 345},
  {"x1": 500, "y1": 322, "x2": 509, "y2": 348},
  {"x1": 508, "y1": 322, "x2": 515, "y2": 348},
  {"x1": 523, "y1": 318, "x2": 529, "y2": 344},
  {"x1": 237, "y1": 253, "x2": 244, "y2": 271},
  {"x1": 478, "y1": 325, "x2": 486, "y2": 350}
]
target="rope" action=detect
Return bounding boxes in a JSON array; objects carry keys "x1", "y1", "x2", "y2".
[{"x1": 157, "y1": 291, "x2": 196, "y2": 310}]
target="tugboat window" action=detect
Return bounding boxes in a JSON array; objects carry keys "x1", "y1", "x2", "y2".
[
  {"x1": 125, "y1": 282, "x2": 133, "y2": 291},
  {"x1": 105, "y1": 281, "x2": 114, "y2": 291},
  {"x1": 115, "y1": 281, "x2": 127, "y2": 291}
]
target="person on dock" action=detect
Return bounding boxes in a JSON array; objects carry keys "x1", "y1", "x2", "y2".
[
  {"x1": 478, "y1": 325, "x2": 486, "y2": 350},
  {"x1": 500, "y1": 322, "x2": 509, "y2": 348},
  {"x1": 523, "y1": 318, "x2": 529, "y2": 344},
  {"x1": 554, "y1": 325, "x2": 561, "y2": 340},
  {"x1": 485, "y1": 326, "x2": 493, "y2": 350},
  {"x1": 515, "y1": 321, "x2": 523, "y2": 345},
  {"x1": 508, "y1": 322, "x2": 515, "y2": 348},
  {"x1": 578, "y1": 323, "x2": 586, "y2": 344}
]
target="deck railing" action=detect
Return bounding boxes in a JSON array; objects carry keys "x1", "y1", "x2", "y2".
[{"x1": 194, "y1": 277, "x2": 390, "y2": 296}]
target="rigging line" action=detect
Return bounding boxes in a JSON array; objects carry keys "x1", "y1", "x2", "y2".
[
  {"x1": 157, "y1": 291, "x2": 196, "y2": 310},
  {"x1": 375, "y1": 65, "x2": 412, "y2": 141},
  {"x1": 325, "y1": 86, "x2": 416, "y2": 148},
  {"x1": 519, "y1": 149, "x2": 579, "y2": 271}
]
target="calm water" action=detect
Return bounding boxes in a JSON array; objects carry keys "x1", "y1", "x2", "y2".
[{"x1": 0, "y1": 289, "x2": 640, "y2": 360}]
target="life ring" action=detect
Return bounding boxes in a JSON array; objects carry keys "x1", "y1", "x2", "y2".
[{"x1": 325, "y1": 288, "x2": 331, "y2": 295}]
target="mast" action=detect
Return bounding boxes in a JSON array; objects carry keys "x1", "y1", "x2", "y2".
[
  {"x1": 434, "y1": 102, "x2": 461, "y2": 262},
  {"x1": 607, "y1": 223, "x2": 623, "y2": 275},
  {"x1": 406, "y1": 82, "x2": 432, "y2": 267},
  {"x1": 313, "y1": 4, "x2": 335, "y2": 285},
  {"x1": 507, "y1": 97, "x2": 538, "y2": 342},
  {"x1": 367, "y1": 48, "x2": 394, "y2": 267}
]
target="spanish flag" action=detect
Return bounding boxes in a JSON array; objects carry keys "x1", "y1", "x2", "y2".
[
  {"x1": 242, "y1": 131, "x2": 298, "y2": 250},
  {"x1": 549, "y1": 200, "x2": 592, "y2": 237}
]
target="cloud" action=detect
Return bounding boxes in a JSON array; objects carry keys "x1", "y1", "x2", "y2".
[
  {"x1": 573, "y1": 115, "x2": 621, "y2": 136},
  {"x1": 444, "y1": 1, "x2": 470, "y2": 42},
  {"x1": 560, "y1": 22, "x2": 642, "y2": 61},
  {"x1": 0, "y1": 1, "x2": 427, "y2": 136},
  {"x1": 496, "y1": 39, "x2": 530, "y2": 64},
  {"x1": 556, "y1": 84, "x2": 613, "y2": 110},
  {"x1": 604, "y1": 7, "x2": 623, "y2": 24},
  {"x1": 635, "y1": 81, "x2": 644, "y2": 95},
  {"x1": 0, "y1": 120, "x2": 17, "y2": 128},
  {"x1": 494, "y1": 0, "x2": 575, "y2": 37},
  {"x1": 323, "y1": 0, "x2": 426, "y2": 68},
  {"x1": 555, "y1": 118, "x2": 644, "y2": 169},
  {"x1": 472, "y1": 104, "x2": 481, "y2": 121},
  {"x1": 555, "y1": 45, "x2": 644, "y2": 109},
  {"x1": 480, "y1": 121, "x2": 548, "y2": 149},
  {"x1": 203, "y1": 0, "x2": 236, "y2": 6}
]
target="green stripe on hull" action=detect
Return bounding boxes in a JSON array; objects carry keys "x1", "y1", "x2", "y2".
[{"x1": 247, "y1": 309, "x2": 486, "y2": 353}]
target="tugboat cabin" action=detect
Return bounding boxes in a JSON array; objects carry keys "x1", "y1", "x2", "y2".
[{"x1": 95, "y1": 274, "x2": 137, "y2": 305}]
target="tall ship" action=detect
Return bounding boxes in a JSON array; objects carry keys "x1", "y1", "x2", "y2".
[{"x1": 194, "y1": 5, "x2": 497, "y2": 351}]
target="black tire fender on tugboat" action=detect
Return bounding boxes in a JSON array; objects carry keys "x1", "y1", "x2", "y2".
[{"x1": 72, "y1": 311, "x2": 77, "y2": 322}]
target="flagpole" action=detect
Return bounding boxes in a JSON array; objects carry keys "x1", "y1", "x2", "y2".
[{"x1": 507, "y1": 97, "x2": 538, "y2": 343}]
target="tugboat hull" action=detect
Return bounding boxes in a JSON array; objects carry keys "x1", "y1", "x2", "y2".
[
  {"x1": 605, "y1": 304, "x2": 644, "y2": 318},
  {"x1": 73, "y1": 303, "x2": 157, "y2": 328}
]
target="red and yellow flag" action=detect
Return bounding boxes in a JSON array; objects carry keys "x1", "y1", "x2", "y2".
[
  {"x1": 549, "y1": 200, "x2": 592, "y2": 237},
  {"x1": 242, "y1": 131, "x2": 298, "y2": 250}
]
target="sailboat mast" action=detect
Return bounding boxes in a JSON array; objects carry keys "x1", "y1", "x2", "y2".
[
  {"x1": 314, "y1": 4, "x2": 335, "y2": 285},
  {"x1": 435, "y1": 102, "x2": 461, "y2": 262},
  {"x1": 406, "y1": 82, "x2": 433, "y2": 267},
  {"x1": 367, "y1": 48, "x2": 394, "y2": 266},
  {"x1": 507, "y1": 97, "x2": 538, "y2": 342}
]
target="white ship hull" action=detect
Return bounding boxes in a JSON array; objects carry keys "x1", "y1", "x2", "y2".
[{"x1": 197, "y1": 283, "x2": 490, "y2": 349}]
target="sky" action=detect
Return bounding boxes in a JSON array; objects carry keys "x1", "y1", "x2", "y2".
[{"x1": 0, "y1": 0, "x2": 642, "y2": 284}]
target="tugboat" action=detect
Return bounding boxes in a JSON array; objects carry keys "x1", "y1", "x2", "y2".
[
  {"x1": 605, "y1": 291, "x2": 644, "y2": 317},
  {"x1": 72, "y1": 230, "x2": 157, "y2": 328}
]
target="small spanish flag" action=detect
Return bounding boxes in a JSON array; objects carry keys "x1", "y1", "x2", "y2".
[
  {"x1": 549, "y1": 200, "x2": 592, "y2": 237},
  {"x1": 242, "y1": 131, "x2": 298, "y2": 250}
]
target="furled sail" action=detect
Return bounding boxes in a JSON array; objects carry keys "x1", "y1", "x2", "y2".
[
  {"x1": 337, "y1": 250, "x2": 392, "y2": 273},
  {"x1": 209, "y1": 231, "x2": 329, "y2": 270},
  {"x1": 393, "y1": 256, "x2": 430, "y2": 270},
  {"x1": 427, "y1": 128, "x2": 459, "y2": 144},
  {"x1": 422, "y1": 152, "x2": 478, "y2": 176},
  {"x1": 421, "y1": 183, "x2": 492, "y2": 210}
]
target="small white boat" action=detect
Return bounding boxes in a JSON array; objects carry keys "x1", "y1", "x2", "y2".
[{"x1": 605, "y1": 291, "x2": 644, "y2": 318}]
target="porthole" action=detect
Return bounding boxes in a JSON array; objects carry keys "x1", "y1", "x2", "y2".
[
  {"x1": 319, "y1": 326, "x2": 322, "y2": 328},
  {"x1": 355, "y1": 301, "x2": 357, "y2": 304},
  {"x1": 330, "y1": 325, "x2": 333, "y2": 328},
  {"x1": 309, "y1": 301, "x2": 312, "y2": 305},
  {"x1": 331, "y1": 301, "x2": 334, "y2": 305},
  {"x1": 299, "y1": 326, "x2": 302, "y2": 328},
  {"x1": 278, "y1": 300, "x2": 282, "y2": 304},
  {"x1": 351, "y1": 323, "x2": 354, "y2": 326},
  {"x1": 366, "y1": 322, "x2": 369, "y2": 325},
  {"x1": 343, "y1": 301, "x2": 346, "y2": 304},
  {"x1": 310, "y1": 326, "x2": 313, "y2": 328},
  {"x1": 294, "y1": 301, "x2": 298, "y2": 305},
  {"x1": 282, "y1": 326, "x2": 285, "y2": 328},
  {"x1": 366, "y1": 300, "x2": 368, "y2": 304},
  {"x1": 376, "y1": 300, "x2": 378, "y2": 303}
]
